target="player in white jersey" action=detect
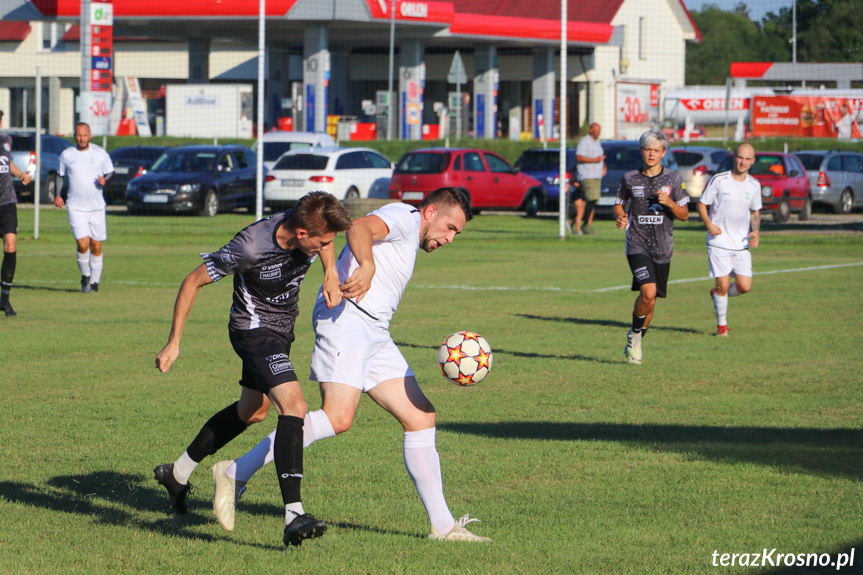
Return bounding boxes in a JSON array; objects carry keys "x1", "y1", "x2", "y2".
[
  {"x1": 211, "y1": 188, "x2": 491, "y2": 542},
  {"x1": 698, "y1": 142, "x2": 762, "y2": 336},
  {"x1": 55, "y1": 123, "x2": 114, "y2": 293}
]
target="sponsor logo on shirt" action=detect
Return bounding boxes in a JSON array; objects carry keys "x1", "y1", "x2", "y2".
[
  {"x1": 632, "y1": 185, "x2": 645, "y2": 198},
  {"x1": 269, "y1": 359, "x2": 294, "y2": 375},
  {"x1": 2, "y1": 143, "x2": 10, "y2": 152},
  {"x1": 637, "y1": 215, "x2": 664, "y2": 225},
  {"x1": 0, "y1": 166, "x2": 8, "y2": 174},
  {"x1": 660, "y1": 186, "x2": 671, "y2": 194},
  {"x1": 267, "y1": 353, "x2": 289, "y2": 362},
  {"x1": 260, "y1": 264, "x2": 282, "y2": 280},
  {"x1": 220, "y1": 249, "x2": 238, "y2": 269},
  {"x1": 634, "y1": 266, "x2": 650, "y2": 281}
]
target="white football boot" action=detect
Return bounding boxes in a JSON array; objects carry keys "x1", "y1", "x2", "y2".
[
  {"x1": 625, "y1": 330, "x2": 643, "y2": 365},
  {"x1": 213, "y1": 460, "x2": 246, "y2": 532},
  {"x1": 429, "y1": 514, "x2": 491, "y2": 542}
]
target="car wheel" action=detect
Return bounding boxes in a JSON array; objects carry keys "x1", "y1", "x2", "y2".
[
  {"x1": 773, "y1": 198, "x2": 791, "y2": 222},
  {"x1": 200, "y1": 190, "x2": 219, "y2": 217},
  {"x1": 523, "y1": 190, "x2": 542, "y2": 218},
  {"x1": 798, "y1": 196, "x2": 812, "y2": 221},
  {"x1": 345, "y1": 187, "x2": 360, "y2": 200},
  {"x1": 835, "y1": 188, "x2": 853, "y2": 214},
  {"x1": 40, "y1": 173, "x2": 56, "y2": 204}
]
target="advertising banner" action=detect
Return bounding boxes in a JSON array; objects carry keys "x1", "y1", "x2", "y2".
[
  {"x1": 751, "y1": 95, "x2": 862, "y2": 139},
  {"x1": 615, "y1": 82, "x2": 659, "y2": 139}
]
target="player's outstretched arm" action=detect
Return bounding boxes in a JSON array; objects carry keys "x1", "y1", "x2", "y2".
[
  {"x1": 342, "y1": 214, "x2": 389, "y2": 303},
  {"x1": 320, "y1": 241, "x2": 343, "y2": 309},
  {"x1": 155, "y1": 264, "x2": 213, "y2": 373}
]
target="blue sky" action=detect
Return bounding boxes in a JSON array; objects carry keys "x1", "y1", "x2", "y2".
[{"x1": 683, "y1": 0, "x2": 792, "y2": 23}]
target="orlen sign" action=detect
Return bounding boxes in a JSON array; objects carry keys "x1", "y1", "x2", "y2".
[
  {"x1": 400, "y1": 2, "x2": 428, "y2": 18},
  {"x1": 679, "y1": 98, "x2": 750, "y2": 111}
]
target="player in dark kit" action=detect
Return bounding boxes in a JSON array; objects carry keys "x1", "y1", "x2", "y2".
[
  {"x1": 614, "y1": 130, "x2": 689, "y2": 364},
  {"x1": 153, "y1": 191, "x2": 352, "y2": 547},
  {"x1": 0, "y1": 110, "x2": 33, "y2": 317}
]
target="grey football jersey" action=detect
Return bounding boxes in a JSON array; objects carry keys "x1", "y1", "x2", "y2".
[
  {"x1": 0, "y1": 134, "x2": 16, "y2": 206},
  {"x1": 201, "y1": 211, "x2": 317, "y2": 333},
  {"x1": 615, "y1": 167, "x2": 688, "y2": 264}
]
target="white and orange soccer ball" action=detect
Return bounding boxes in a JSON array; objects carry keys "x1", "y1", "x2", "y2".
[{"x1": 437, "y1": 331, "x2": 493, "y2": 386}]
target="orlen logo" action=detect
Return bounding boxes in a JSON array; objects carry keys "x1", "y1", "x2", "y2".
[{"x1": 400, "y1": 2, "x2": 428, "y2": 18}]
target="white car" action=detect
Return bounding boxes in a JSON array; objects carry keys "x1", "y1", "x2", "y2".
[
  {"x1": 264, "y1": 147, "x2": 393, "y2": 209},
  {"x1": 252, "y1": 131, "x2": 337, "y2": 171}
]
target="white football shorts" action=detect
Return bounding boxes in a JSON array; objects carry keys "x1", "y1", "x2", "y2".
[
  {"x1": 68, "y1": 208, "x2": 107, "y2": 241},
  {"x1": 309, "y1": 301, "x2": 413, "y2": 392},
  {"x1": 708, "y1": 246, "x2": 752, "y2": 279}
]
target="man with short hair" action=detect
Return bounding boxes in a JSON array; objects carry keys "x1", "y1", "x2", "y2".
[
  {"x1": 153, "y1": 191, "x2": 352, "y2": 547},
  {"x1": 571, "y1": 122, "x2": 604, "y2": 235},
  {"x1": 212, "y1": 188, "x2": 491, "y2": 542},
  {"x1": 697, "y1": 142, "x2": 761, "y2": 336},
  {"x1": 0, "y1": 110, "x2": 33, "y2": 316},
  {"x1": 614, "y1": 130, "x2": 689, "y2": 364},
  {"x1": 55, "y1": 123, "x2": 114, "y2": 293}
]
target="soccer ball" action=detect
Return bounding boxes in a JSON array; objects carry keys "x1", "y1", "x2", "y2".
[{"x1": 437, "y1": 331, "x2": 493, "y2": 386}]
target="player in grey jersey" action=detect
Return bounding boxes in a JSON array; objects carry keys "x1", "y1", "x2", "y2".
[
  {"x1": 614, "y1": 130, "x2": 689, "y2": 364},
  {"x1": 0, "y1": 110, "x2": 33, "y2": 317},
  {"x1": 153, "y1": 191, "x2": 352, "y2": 547}
]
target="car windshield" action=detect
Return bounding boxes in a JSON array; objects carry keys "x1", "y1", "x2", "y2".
[
  {"x1": 151, "y1": 151, "x2": 216, "y2": 173},
  {"x1": 515, "y1": 151, "x2": 573, "y2": 171},
  {"x1": 9, "y1": 135, "x2": 35, "y2": 151},
  {"x1": 111, "y1": 148, "x2": 164, "y2": 162},
  {"x1": 263, "y1": 142, "x2": 313, "y2": 162},
  {"x1": 795, "y1": 154, "x2": 824, "y2": 171},
  {"x1": 394, "y1": 152, "x2": 450, "y2": 174},
  {"x1": 604, "y1": 146, "x2": 643, "y2": 171},
  {"x1": 750, "y1": 155, "x2": 785, "y2": 176},
  {"x1": 274, "y1": 154, "x2": 329, "y2": 170}
]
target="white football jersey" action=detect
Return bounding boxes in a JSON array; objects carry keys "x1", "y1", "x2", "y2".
[
  {"x1": 58, "y1": 145, "x2": 114, "y2": 212},
  {"x1": 700, "y1": 171, "x2": 762, "y2": 251}
]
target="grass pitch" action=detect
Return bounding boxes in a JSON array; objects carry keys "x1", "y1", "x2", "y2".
[{"x1": 2, "y1": 208, "x2": 862, "y2": 574}]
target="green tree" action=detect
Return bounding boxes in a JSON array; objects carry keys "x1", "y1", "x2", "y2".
[{"x1": 685, "y1": 5, "x2": 767, "y2": 84}]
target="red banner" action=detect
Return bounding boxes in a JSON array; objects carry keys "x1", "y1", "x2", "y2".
[{"x1": 752, "y1": 95, "x2": 862, "y2": 139}]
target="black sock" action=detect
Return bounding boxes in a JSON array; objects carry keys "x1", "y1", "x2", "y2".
[
  {"x1": 274, "y1": 415, "x2": 304, "y2": 506},
  {"x1": 186, "y1": 401, "x2": 248, "y2": 462},
  {"x1": 1, "y1": 251, "x2": 16, "y2": 302},
  {"x1": 632, "y1": 314, "x2": 647, "y2": 335}
]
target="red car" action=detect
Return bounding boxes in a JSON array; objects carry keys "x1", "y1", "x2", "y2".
[
  {"x1": 388, "y1": 148, "x2": 544, "y2": 216},
  {"x1": 717, "y1": 152, "x2": 811, "y2": 222}
]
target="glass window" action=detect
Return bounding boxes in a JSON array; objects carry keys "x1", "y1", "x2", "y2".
[
  {"x1": 274, "y1": 154, "x2": 329, "y2": 171},
  {"x1": 263, "y1": 141, "x2": 312, "y2": 163},
  {"x1": 795, "y1": 154, "x2": 824, "y2": 172},
  {"x1": 394, "y1": 152, "x2": 450, "y2": 174},
  {"x1": 453, "y1": 156, "x2": 461, "y2": 170},
  {"x1": 827, "y1": 156, "x2": 842, "y2": 171},
  {"x1": 234, "y1": 152, "x2": 249, "y2": 169},
  {"x1": 218, "y1": 153, "x2": 234, "y2": 172},
  {"x1": 336, "y1": 152, "x2": 369, "y2": 170},
  {"x1": 750, "y1": 155, "x2": 785, "y2": 176},
  {"x1": 365, "y1": 151, "x2": 391, "y2": 169},
  {"x1": 711, "y1": 151, "x2": 731, "y2": 165},
  {"x1": 463, "y1": 152, "x2": 485, "y2": 172},
  {"x1": 843, "y1": 155, "x2": 863, "y2": 173},
  {"x1": 672, "y1": 151, "x2": 703, "y2": 167},
  {"x1": 484, "y1": 153, "x2": 512, "y2": 174}
]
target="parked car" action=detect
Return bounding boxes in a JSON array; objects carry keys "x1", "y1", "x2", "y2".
[
  {"x1": 388, "y1": 148, "x2": 544, "y2": 216},
  {"x1": 513, "y1": 148, "x2": 576, "y2": 210},
  {"x1": 3, "y1": 131, "x2": 73, "y2": 204},
  {"x1": 125, "y1": 145, "x2": 258, "y2": 216},
  {"x1": 252, "y1": 131, "x2": 337, "y2": 171},
  {"x1": 716, "y1": 152, "x2": 811, "y2": 222},
  {"x1": 671, "y1": 146, "x2": 731, "y2": 202},
  {"x1": 104, "y1": 146, "x2": 167, "y2": 204},
  {"x1": 263, "y1": 147, "x2": 392, "y2": 210},
  {"x1": 599, "y1": 140, "x2": 679, "y2": 213},
  {"x1": 794, "y1": 150, "x2": 863, "y2": 214}
]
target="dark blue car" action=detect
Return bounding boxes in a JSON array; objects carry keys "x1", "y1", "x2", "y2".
[
  {"x1": 514, "y1": 148, "x2": 577, "y2": 210},
  {"x1": 125, "y1": 144, "x2": 258, "y2": 216}
]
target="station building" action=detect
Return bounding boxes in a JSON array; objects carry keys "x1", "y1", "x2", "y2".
[{"x1": 0, "y1": 0, "x2": 700, "y2": 140}]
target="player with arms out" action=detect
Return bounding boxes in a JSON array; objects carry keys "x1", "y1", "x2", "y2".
[
  {"x1": 697, "y1": 143, "x2": 761, "y2": 336},
  {"x1": 0, "y1": 110, "x2": 33, "y2": 317},
  {"x1": 55, "y1": 123, "x2": 114, "y2": 293},
  {"x1": 211, "y1": 188, "x2": 491, "y2": 542},
  {"x1": 614, "y1": 130, "x2": 689, "y2": 364},
  {"x1": 153, "y1": 191, "x2": 352, "y2": 547}
]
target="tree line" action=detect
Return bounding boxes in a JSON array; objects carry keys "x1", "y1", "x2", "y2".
[{"x1": 685, "y1": 0, "x2": 863, "y2": 85}]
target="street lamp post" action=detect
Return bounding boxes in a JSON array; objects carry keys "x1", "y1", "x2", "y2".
[{"x1": 386, "y1": 0, "x2": 395, "y2": 140}]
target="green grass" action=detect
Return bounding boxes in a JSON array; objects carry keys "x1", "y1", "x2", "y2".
[{"x1": 2, "y1": 209, "x2": 862, "y2": 574}]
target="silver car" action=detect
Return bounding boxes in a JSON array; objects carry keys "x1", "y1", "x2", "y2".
[
  {"x1": 794, "y1": 151, "x2": 863, "y2": 214},
  {"x1": 671, "y1": 146, "x2": 731, "y2": 202}
]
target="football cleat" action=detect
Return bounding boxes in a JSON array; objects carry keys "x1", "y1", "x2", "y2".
[
  {"x1": 716, "y1": 325, "x2": 730, "y2": 337},
  {"x1": 283, "y1": 512, "x2": 327, "y2": 547},
  {"x1": 624, "y1": 330, "x2": 643, "y2": 365},
  {"x1": 429, "y1": 514, "x2": 491, "y2": 542},
  {"x1": 1, "y1": 300, "x2": 16, "y2": 317},
  {"x1": 81, "y1": 275, "x2": 91, "y2": 293},
  {"x1": 213, "y1": 460, "x2": 245, "y2": 532},
  {"x1": 90, "y1": 282, "x2": 99, "y2": 292},
  {"x1": 154, "y1": 463, "x2": 192, "y2": 514}
]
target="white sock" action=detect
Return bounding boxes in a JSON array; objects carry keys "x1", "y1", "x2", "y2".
[
  {"x1": 173, "y1": 451, "x2": 198, "y2": 485},
  {"x1": 230, "y1": 410, "x2": 336, "y2": 483},
  {"x1": 286, "y1": 502, "x2": 305, "y2": 523},
  {"x1": 90, "y1": 254, "x2": 103, "y2": 284},
  {"x1": 728, "y1": 282, "x2": 741, "y2": 297},
  {"x1": 713, "y1": 292, "x2": 729, "y2": 326},
  {"x1": 77, "y1": 251, "x2": 91, "y2": 277},
  {"x1": 404, "y1": 428, "x2": 455, "y2": 536}
]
